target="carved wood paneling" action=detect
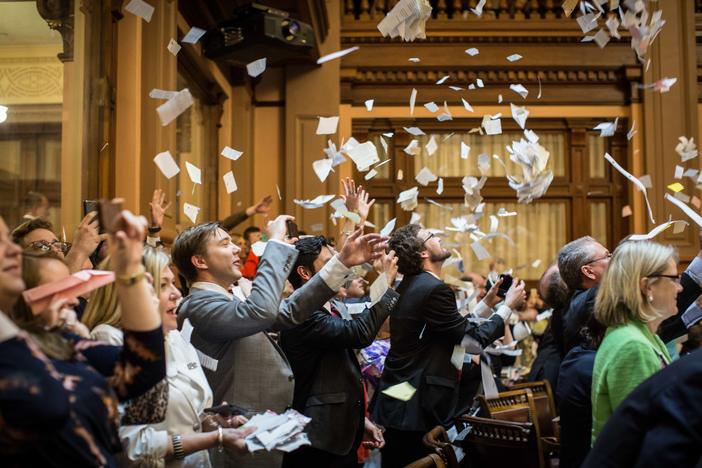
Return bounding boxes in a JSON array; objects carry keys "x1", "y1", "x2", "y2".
[{"x1": 36, "y1": 0, "x2": 74, "y2": 62}]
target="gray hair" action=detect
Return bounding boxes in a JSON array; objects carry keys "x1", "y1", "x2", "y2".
[
  {"x1": 538, "y1": 264, "x2": 569, "y2": 311},
  {"x1": 557, "y1": 236, "x2": 598, "y2": 291}
]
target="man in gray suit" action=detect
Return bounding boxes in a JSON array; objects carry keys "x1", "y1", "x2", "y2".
[{"x1": 172, "y1": 215, "x2": 387, "y2": 468}]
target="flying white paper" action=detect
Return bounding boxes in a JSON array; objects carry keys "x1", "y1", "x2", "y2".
[
  {"x1": 460, "y1": 141, "x2": 471, "y2": 159},
  {"x1": 665, "y1": 194, "x2": 702, "y2": 228},
  {"x1": 409, "y1": 88, "x2": 417, "y2": 115},
  {"x1": 594, "y1": 118, "x2": 619, "y2": 137},
  {"x1": 510, "y1": 103, "x2": 529, "y2": 129},
  {"x1": 185, "y1": 161, "x2": 202, "y2": 185},
  {"x1": 424, "y1": 102, "x2": 439, "y2": 113},
  {"x1": 605, "y1": 152, "x2": 655, "y2": 224},
  {"x1": 471, "y1": 241, "x2": 490, "y2": 261},
  {"x1": 377, "y1": 0, "x2": 432, "y2": 42},
  {"x1": 221, "y1": 146, "x2": 243, "y2": 161},
  {"x1": 149, "y1": 89, "x2": 178, "y2": 100},
  {"x1": 365, "y1": 99, "x2": 374, "y2": 111},
  {"x1": 312, "y1": 158, "x2": 334, "y2": 182},
  {"x1": 461, "y1": 98, "x2": 474, "y2": 113},
  {"x1": 167, "y1": 38, "x2": 181, "y2": 56},
  {"x1": 317, "y1": 46, "x2": 360, "y2": 64},
  {"x1": 293, "y1": 194, "x2": 335, "y2": 209},
  {"x1": 347, "y1": 141, "x2": 380, "y2": 170},
  {"x1": 380, "y1": 218, "x2": 397, "y2": 237},
  {"x1": 246, "y1": 58, "x2": 267, "y2": 78},
  {"x1": 425, "y1": 136, "x2": 438, "y2": 156},
  {"x1": 397, "y1": 186, "x2": 419, "y2": 211},
  {"x1": 183, "y1": 203, "x2": 200, "y2": 224},
  {"x1": 465, "y1": 47, "x2": 479, "y2": 56},
  {"x1": 506, "y1": 53, "x2": 523, "y2": 62},
  {"x1": 415, "y1": 167, "x2": 438, "y2": 186},
  {"x1": 437, "y1": 178, "x2": 444, "y2": 195},
  {"x1": 157, "y1": 88, "x2": 193, "y2": 126},
  {"x1": 182, "y1": 27, "x2": 207, "y2": 44},
  {"x1": 510, "y1": 83, "x2": 529, "y2": 99},
  {"x1": 404, "y1": 126, "x2": 425, "y2": 136},
  {"x1": 628, "y1": 220, "x2": 688, "y2": 241},
  {"x1": 154, "y1": 151, "x2": 180, "y2": 179},
  {"x1": 124, "y1": 0, "x2": 154, "y2": 22},
  {"x1": 316, "y1": 116, "x2": 339, "y2": 135},
  {"x1": 223, "y1": 171, "x2": 238, "y2": 194}
]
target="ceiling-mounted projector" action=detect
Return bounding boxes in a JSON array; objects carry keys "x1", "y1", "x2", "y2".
[{"x1": 202, "y1": 3, "x2": 317, "y2": 66}]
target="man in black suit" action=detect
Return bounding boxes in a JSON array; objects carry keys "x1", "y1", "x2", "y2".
[
  {"x1": 581, "y1": 348, "x2": 702, "y2": 468},
  {"x1": 371, "y1": 224, "x2": 527, "y2": 467},
  {"x1": 281, "y1": 236, "x2": 399, "y2": 468}
]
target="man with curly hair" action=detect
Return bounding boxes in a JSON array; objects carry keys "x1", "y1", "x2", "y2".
[{"x1": 372, "y1": 224, "x2": 526, "y2": 467}]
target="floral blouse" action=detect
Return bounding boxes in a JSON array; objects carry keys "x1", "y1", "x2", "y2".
[{"x1": 0, "y1": 327, "x2": 166, "y2": 467}]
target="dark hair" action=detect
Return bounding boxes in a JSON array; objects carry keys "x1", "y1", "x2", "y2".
[
  {"x1": 389, "y1": 224, "x2": 424, "y2": 275},
  {"x1": 289, "y1": 236, "x2": 328, "y2": 289},
  {"x1": 243, "y1": 226, "x2": 261, "y2": 242},
  {"x1": 22, "y1": 191, "x2": 47, "y2": 211},
  {"x1": 171, "y1": 222, "x2": 221, "y2": 284},
  {"x1": 11, "y1": 218, "x2": 55, "y2": 246},
  {"x1": 538, "y1": 265, "x2": 570, "y2": 312}
]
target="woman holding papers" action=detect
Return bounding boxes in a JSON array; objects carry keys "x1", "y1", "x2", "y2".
[
  {"x1": 120, "y1": 246, "x2": 253, "y2": 467},
  {"x1": 0, "y1": 212, "x2": 167, "y2": 466},
  {"x1": 591, "y1": 240, "x2": 681, "y2": 443}
]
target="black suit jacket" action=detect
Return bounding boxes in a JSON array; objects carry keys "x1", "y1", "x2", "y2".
[
  {"x1": 371, "y1": 272, "x2": 505, "y2": 432},
  {"x1": 582, "y1": 348, "x2": 702, "y2": 468},
  {"x1": 280, "y1": 289, "x2": 399, "y2": 456}
]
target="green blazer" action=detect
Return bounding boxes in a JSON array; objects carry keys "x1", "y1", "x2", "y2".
[{"x1": 591, "y1": 319, "x2": 671, "y2": 443}]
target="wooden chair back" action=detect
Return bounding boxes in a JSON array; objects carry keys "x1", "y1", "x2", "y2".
[
  {"x1": 477, "y1": 389, "x2": 539, "y2": 429},
  {"x1": 456, "y1": 415, "x2": 543, "y2": 468},
  {"x1": 512, "y1": 380, "x2": 558, "y2": 438},
  {"x1": 405, "y1": 453, "x2": 446, "y2": 468}
]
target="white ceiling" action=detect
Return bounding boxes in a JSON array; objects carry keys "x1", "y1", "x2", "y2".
[{"x1": 0, "y1": 1, "x2": 62, "y2": 46}]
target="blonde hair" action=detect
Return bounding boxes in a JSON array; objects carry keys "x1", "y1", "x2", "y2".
[
  {"x1": 595, "y1": 240, "x2": 677, "y2": 327},
  {"x1": 82, "y1": 256, "x2": 121, "y2": 331},
  {"x1": 143, "y1": 246, "x2": 170, "y2": 297}
]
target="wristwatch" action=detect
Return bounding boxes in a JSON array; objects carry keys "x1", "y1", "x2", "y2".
[{"x1": 172, "y1": 434, "x2": 185, "y2": 460}]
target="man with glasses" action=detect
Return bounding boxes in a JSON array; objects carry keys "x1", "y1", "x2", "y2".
[
  {"x1": 372, "y1": 224, "x2": 527, "y2": 467},
  {"x1": 11, "y1": 215, "x2": 102, "y2": 273},
  {"x1": 558, "y1": 235, "x2": 702, "y2": 356}
]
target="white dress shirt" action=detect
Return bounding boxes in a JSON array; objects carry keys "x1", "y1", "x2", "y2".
[{"x1": 120, "y1": 330, "x2": 214, "y2": 468}]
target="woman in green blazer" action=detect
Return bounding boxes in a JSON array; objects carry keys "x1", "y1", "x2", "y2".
[{"x1": 591, "y1": 240, "x2": 682, "y2": 444}]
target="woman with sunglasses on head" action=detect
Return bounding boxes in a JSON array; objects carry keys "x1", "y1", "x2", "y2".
[{"x1": 591, "y1": 240, "x2": 682, "y2": 444}]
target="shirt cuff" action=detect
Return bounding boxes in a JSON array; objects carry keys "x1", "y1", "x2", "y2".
[
  {"x1": 473, "y1": 301, "x2": 493, "y2": 318},
  {"x1": 494, "y1": 305, "x2": 512, "y2": 322},
  {"x1": 682, "y1": 302, "x2": 702, "y2": 328},
  {"x1": 268, "y1": 238, "x2": 296, "y2": 251},
  {"x1": 317, "y1": 254, "x2": 353, "y2": 292},
  {"x1": 685, "y1": 257, "x2": 702, "y2": 287},
  {"x1": 145, "y1": 236, "x2": 159, "y2": 248}
]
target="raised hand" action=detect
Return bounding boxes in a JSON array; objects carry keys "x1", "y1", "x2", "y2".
[
  {"x1": 73, "y1": 212, "x2": 104, "y2": 256},
  {"x1": 222, "y1": 426, "x2": 256, "y2": 455},
  {"x1": 246, "y1": 195, "x2": 273, "y2": 217},
  {"x1": 338, "y1": 229, "x2": 388, "y2": 267},
  {"x1": 341, "y1": 177, "x2": 360, "y2": 212},
  {"x1": 107, "y1": 209, "x2": 148, "y2": 276},
  {"x1": 266, "y1": 215, "x2": 294, "y2": 242},
  {"x1": 483, "y1": 278, "x2": 503, "y2": 309},
  {"x1": 356, "y1": 188, "x2": 375, "y2": 225},
  {"x1": 373, "y1": 250, "x2": 398, "y2": 286},
  {"x1": 149, "y1": 188, "x2": 171, "y2": 228},
  {"x1": 504, "y1": 278, "x2": 527, "y2": 310}
]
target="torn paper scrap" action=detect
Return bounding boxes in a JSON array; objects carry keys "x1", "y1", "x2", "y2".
[
  {"x1": 408, "y1": 57, "x2": 421, "y2": 62},
  {"x1": 246, "y1": 58, "x2": 267, "y2": 78},
  {"x1": 424, "y1": 102, "x2": 439, "y2": 113},
  {"x1": 377, "y1": 0, "x2": 432, "y2": 42},
  {"x1": 317, "y1": 46, "x2": 359, "y2": 64},
  {"x1": 182, "y1": 27, "x2": 207, "y2": 44},
  {"x1": 482, "y1": 116, "x2": 502, "y2": 135},
  {"x1": 425, "y1": 136, "x2": 438, "y2": 156},
  {"x1": 676, "y1": 137, "x2": 698, "y2": 162},
  {"x1": 628, "y1": 220, "x2": 688, "y2": 241},
  {"x1": 627, "y1": 120, "x2": 637, "y2": 140},
  {"x1": 506, "y1": 53, "x2": 522, "y2": 62},
  {"x1": 605, "y1": 152, "x2": 655, "y2": 224},
  {"x1": 510, "y1": 103, "x2": 529, "y2": 129},
  {"x1": 381, "y1": 382, "x2": 417, "y2": 401},
  {"x1": 674, "y1": 166, "x2": 684, "y2": 179},
  {"x1": 436, "y1": 75, "x2": 449, "y2": 85},
  {"x1": 293, "y1": 194, "x2": 335, "y2": 209},
  {"x1": 404, "y1": 126, "x2": 425, "y2": 136},
  {"x1": 471, "y1": 241, "x2": 491, "y2": 261},
  {"x1": 622, "y1": 205, "x2": 632, "y2": 217},
  {"x1": 185, "y1": 161, "x2": 202, "y2": 185},
  {"x1": 380, "y1": 218, "x2": 397, "y2": 237},
  {"x1": 415, "y1": 167, "x2": 438, "y2": 186},
  {"x1": 437, "y1": 178, "x2": 444, "y2": 195},
  {"x1": 638, "y1": 174, "x2": 652, "y2": 189},
  {"x1": 477, "y1": 154, "x2": 491, "y2": 175},
  {"x1": 316, "y1": 116, "x2": 339, "y2": 135},
  {"x1": 347, "y1": 141, "x2": 380, "y2": 171},
  {"x1": 183, "y1": 203, "x2": 200, "y2": 224},
  {"x1": 365, "y1": 99, "x2": 374, "y2": 111},
  {"x1": 312, "y1": 158, "x2": 334, "y2": 182},
  {"x1": 510, "y1": 83, "x2": 529, "y2": 99},
  {"x1": 465, "y1": 47, "x2": 479, "y2": 56},
  {"x1": 471, "y1": 0, "x2": 486, "y2": 16},
  {"x1": 167, "y1": 39, "x2": 181, "y2": 56},
  {"x1": 397, "y1": 186, "x2": 419, "y2": 211},
  {"x1": 409, "y1": 88, "x2": 417, "y2": 115},
  {"x1": 594, "y1": 118, "x2": 619, "y2": 137},
  {"x1": 149, "y1": 89, "x2": 178, "y2": 100},
  {"x1": 576, "y1": 12, "x2": 600, "y2": 34},
  {"x1": 124, "y1": 0, "x2": 154, "y2": 22},
  {"x1": 157, "y1": 88, "x2": 193, "y2": 126},
  {"x1": 223, "y1": 171, "x2": 238, "y2": 194},
  {"x1": 154, "y1": 151, "x2": 180, "y2": 179},
  {"x1": 462, "y1": 98, "x2": 474, "y2": 113},
  {"x1": 497, "y1": 207, "x2": 517, "y2": 217},
  {"x1": 460, "y1": 141, "x2": 471, "y2": 160},
  {"x1": 668, "y1": 182, "x2": 685, "y2": 193},
  {"x1": 221, "y1": 146, "x2": 243, "y2": 161}
]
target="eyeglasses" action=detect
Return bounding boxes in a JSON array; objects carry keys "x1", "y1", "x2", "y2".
[
  {"x1": 29, "y1": 240, "x2": 71, "y2": 253},
  {"x1": 583, "y1": 252, "x2": 612, "y2": 266},
  {"x1": 421, "y1": 233, "x2": 435, "y2": 246},
  {"x1": 647, "y1": 274, "x2": 682, "y2": 284}
]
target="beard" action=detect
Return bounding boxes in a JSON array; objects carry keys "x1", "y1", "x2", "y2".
[{"x1": 429, "y1": 249, "x2": 451, "y2": 263}]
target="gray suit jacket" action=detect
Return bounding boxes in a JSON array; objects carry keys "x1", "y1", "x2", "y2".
[{"x1": 176, "y1": 241, "x2": 340, "y2": 468}]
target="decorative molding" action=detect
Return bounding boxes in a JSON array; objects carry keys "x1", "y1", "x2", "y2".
[
  {"x1": 0, "y1": 56, "x2": 63, "y2": 104},
  {"x1": 36, "y1": 0, "x2": 75, "y2": 63},
  {"x1": 341, "y1": 34, "x2": 592, "y2": 44}
]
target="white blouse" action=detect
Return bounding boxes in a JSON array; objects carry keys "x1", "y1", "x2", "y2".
[
  {"x1": 119, "y1": 330, "x2": 214, "y2": 468},
  {"x1": 90, "y1": 323, "x2": 124, "y2": 346}
]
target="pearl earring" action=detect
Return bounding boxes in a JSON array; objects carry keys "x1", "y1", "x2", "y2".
[{"x1": 648, "y1": 295, "x2": 653, "y2": 302}]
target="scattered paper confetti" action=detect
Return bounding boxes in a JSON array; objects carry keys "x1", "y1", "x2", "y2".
[
  {"x1": 365, "y1": 99, "x2": 374, "y2": 111},
  {"x1": 605, "y1": 152, "x2": 655, "y2": 224},
  {"x1": 377, "y1": 0, "x2": 432, "y2": 42},
  {"x1": 124, "y1": 0, "x2": 154, "y2": 22},
  {"x1": 246, "y1": 58, "x2": 267, "y2": 78},
  {"x1": 425, "y1": 136, "x2": 438, "y2": 156},
  {"x1": 408, "y1": 57, "x2": 421, "y2": 63},
  {"x1": 510, "y1": 83, "x2": 529, "y2": 99},
  {"x1": 437, "y1": 178, "x2": 444, "y2": 195},
  {"x1": 185, "y1": 161, "x2": 202, "y2": 185},
  {"x1": 465, "y1": 47, "x2": 479, "y2": 56},
  {"x1": 460, "y1": 141, "x2": 470, "y2": 160},
  {"x1": 223, "y1": 171, "x2": 237, "y2": 194},
  {"x1": 293, "y1": 194, "x2": 335, "y2": 209},
  {"x1": 409, "y1": 88, "x2": 417, "y2": 115},
  {"x1": 404, "y1": 126, "x2": 425, "y2": 136},
  {"x1": 382, "y1": 381, "x2": 416, "y2": 401},
  {"x1": 593, "y1": 118, "x2": 618, "y2": 137},
  {"x1": 182, "y1": 27, "x2": 207, "y2": 44},
  {"x1": 380, "y1": 218, "x2": 397, "y2": 237},
  {"x1": 676, "y1": 137, "x2": 698, "y2": 162},
  {"x1": 157, "y1": 88, "x2": 193, "y2": 126},
  {"x1": 506, "y1": 53, "x2": 523, "y2": 62},
  {"x1": 154, "y1": 151, "x2": 180, "y2": 179},
  {"x1": 183, "y1": 203, "x2": 200, "y2": 224},
  {"x1": 621, "y1": 205, "x2": 632, "y2": 217},
  {"x1": 629, "y1": 220, "x2": 687, "y2": 241},
  {"x1": 668, "y1": 182, "x2": 685, "y2": 193},
  {"x1": 221, "y1": 146, "x2": 243, "y2": 161},
  {"x1": 317, "y1": 46, "x2": 359, "y2": 64},
  {"x1": 424, "y1": 102, "x2": 439, "y2": 113},
  {"x1": 167, "y1": 38, "x2": 181, "y2": 56},
  {"x1": 415, "y1": 167, "x2": 438, "y2": 186},
  {"x1": 316, "y1": 116, "x2": 339, "y2": 135},
  {"x1": 510, "y1": 103, "x2": 529, "y2": 129},
  {"x1": 461, "y1": 98, "x2": 474, "y2": 113},
  {"x1": 312, "y1": 158, "x2": 334, "y2": 182},
  {"x1": 346, "y1": 141, "x2": 380, "y2": 170}
]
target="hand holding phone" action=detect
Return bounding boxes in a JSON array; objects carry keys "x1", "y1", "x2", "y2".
[{"x1": 286, "y1": 220, "x2": 299, "y2": 238}]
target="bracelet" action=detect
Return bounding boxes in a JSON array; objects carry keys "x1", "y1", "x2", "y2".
[
  {"x1": 148, "y1": 226, "x2": 162, "y2": 234},
  {"x1": 172, "y1": 434, "x2": 185, "y2": 460},
  {"x1": 217, "y1": 426, "x2": 224, "y2": 453},
  {"x1": 116, "y1": 266, "x2": 146, "y2": 287}
]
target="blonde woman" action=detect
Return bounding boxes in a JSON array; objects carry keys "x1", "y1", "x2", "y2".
[
  {"x1": 591, "y1": 240, "x2": 682, "y2": 443},
  {"x1": 120, "y1": 247, "x2": 252, "y2": 467},
  {"x1": 82, "y1": 256, "x2": 123, "y2": 344}
]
